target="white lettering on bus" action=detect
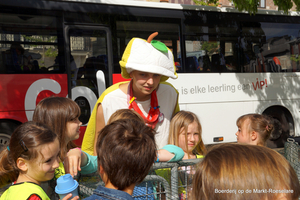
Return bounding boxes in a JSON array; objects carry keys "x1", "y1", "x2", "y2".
[
  {"x1": 71, "y1": 86, "x2": 97, "y2": 126},
  {"x1": 24, "y1": 78, "x2": 98, "y2": 126},
  {"x1": 25, "y1": 79, "x2": 61, "y2": 121}
]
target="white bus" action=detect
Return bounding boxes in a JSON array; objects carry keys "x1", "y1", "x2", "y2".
[{"x1": 1, "y1": 0, "x2": 300, "y2": 148}]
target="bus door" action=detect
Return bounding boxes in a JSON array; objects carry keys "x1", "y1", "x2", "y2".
[{"x1": 64, "y1": 25, "x2": 113, "y2": 145}]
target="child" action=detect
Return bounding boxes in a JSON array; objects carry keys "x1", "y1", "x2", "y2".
[
  {"x1": 65, "y1": 109, "x2": 184, "y2": 177},
  {"x1": 81, "y1": 32, "x2": 179, "y2": 156},
  {"x1": 107, "y1": 109, "x2": 184, "y2": 200},
  {"x1": 83, "y1": 119, "x2": 157, "y2": 200},
  {"x1": 191, "y1": 143, "x2": 300, "y2": 200},
  {"x1": 156, "y1": 111, "x2": 206, "y2": 199},
  {"x1": 107, "y1": 108, "x2": 144, "y2": 124},
  {"x1": 32, "y1": 97, "x2": 96, "y2": 199},
  {"x1": 0, "y1": 121, "x2": 78, "y2": 200},
  {"x1": 168, "y1": 111, "x2": 207, "y2": 159},
  {"x1": 65, "y1": 109, "x2": 184, "y2": 199},
  {"x1": 32, "y1": 96, "x2": 84, "y2": 178},
  {"x1": 235, "y1": 113, "x2": 274, "y2": 146},
  {"x1": 107, "y1": 109, "x2": 184, "y2": 162}
]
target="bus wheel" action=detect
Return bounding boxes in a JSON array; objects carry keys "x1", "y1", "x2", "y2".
[
  {"x1": 263, "y1": 106, "x2": 294, "y2": 148},
  {"x1": 0, "y1": 120, "x2": 20, "y2": 151}
]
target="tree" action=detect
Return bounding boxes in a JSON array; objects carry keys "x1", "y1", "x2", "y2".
[
  {"x1": 22, "y1": 35, "x2": 58, "y2": 67},
  {"x1": 193, "y1": 0, "x2": 300, "y2": 14},
  {"x1": 193, "y1": 0, "x2": 219, "y2": 6},
  {"x1": 201, "y1": 41, "x2": 219, "y2": 55}
]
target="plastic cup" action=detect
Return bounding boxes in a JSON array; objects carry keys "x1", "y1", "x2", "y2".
[{"x1": 55, "y1": 174, "x2": 79, "y2": 199}]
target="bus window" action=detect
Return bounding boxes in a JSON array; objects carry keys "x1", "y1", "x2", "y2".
[
  {"x1": 115, "y1": 20, "x2": 181, "y2": 75},
  {"x1": 184, "y1": 36, "x2": 224, "y2": 73},
  {"x1": 68, "y1": 28, "x2": 110, "y2": 125},
  {"x1": 224, "y1": 42, "x2": 237, "y2": 72},
  {"x1": 70, "y1": 31, "x2": 108, "y2": 93},
  {"x1": 184, "y1": 13, "x2": 239, "y2": 73},
  {"x1": 65, "y1": 12, "x2": 182, "y2": 77},
  {"x1": 241, "y1": 22, "x2": 300, "y2": 73},
  {"x1": 0, "y1": 13, "x2": 62, "y2": 74}
]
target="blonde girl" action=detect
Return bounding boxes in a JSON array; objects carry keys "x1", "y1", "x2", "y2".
[
  {"x1": 0, "y1": 121, "x2": 78, "y2": 200},
  {"x1": 155, "y1": 111, "x2": 205, "y2": 199},
  {"x1": 168, "y1": 111, "x2": 206, "y2": 159},
  {"x1": 235, "y1": 113, "x2": 274, "y2": 146}
]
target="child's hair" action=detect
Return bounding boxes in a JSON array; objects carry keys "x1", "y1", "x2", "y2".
[
  {"x1": 107, "y1": 109, "x2": 144, "y2": 124},
  {"x1": 236, "y1": 113, "x2": 274, "y2": 146},
  {"x1": 32, "y1": 96, "x2": 80, "y2": 160},
  {"x1": 168, "y1": 111, "x2": 206, "y2": 156},
  {"x1": 96, "y1": 119, "x2": 157, "y2": 190},
  {"x1": 191, "y1": 143, "x2": 300, "y2": 200},
  {"x1": 0, "y1": 121, "x2": 57, "y2": 187}
]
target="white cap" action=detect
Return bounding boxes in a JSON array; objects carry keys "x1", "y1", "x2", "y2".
[{"x1": 119, "y1": 33, "x2": 178, "y2": 82}]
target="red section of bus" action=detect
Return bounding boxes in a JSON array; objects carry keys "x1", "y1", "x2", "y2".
[
  {"x1": 113, "y1": 74, "x2": 130, "y2": 84},
  {"x1": 74, "y1": 126, "x2": 86, "y2": 146},
  {"x1": 0, "y1": 111, "x2": 29, "y2": 123},
  {"x1": 0, "y1": 74, "x2": 68, "y2": 123}
]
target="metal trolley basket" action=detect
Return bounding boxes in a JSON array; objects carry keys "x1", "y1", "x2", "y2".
[{"x1": 78, "y1": 159, "x2": 202, "y2": 200}]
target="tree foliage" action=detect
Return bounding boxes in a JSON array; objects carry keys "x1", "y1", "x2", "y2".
[
  {"x1": 201, "y1": 41, "x2": 219, "y2": 55},
  {"x1": 22, "y1": 35, "x2": 58, "y2": 58},
  {"x1": 193, "y1": 0, "x2": 299, "y2": 14},
  {"x1": 193, "y1": 0, "x2": 219, "y2": 6}
]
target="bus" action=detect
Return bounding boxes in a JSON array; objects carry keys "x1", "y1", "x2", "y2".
[{"x1": 1, "y1": 0, "x2": 300, "y2": 149}]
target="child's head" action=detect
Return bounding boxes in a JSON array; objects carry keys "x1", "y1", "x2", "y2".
[
  {"x1": 236, "y1": 113, "x2": 273, "y2": 146},
  {"x1": 107, "y1": 109, "x2": 144, "y2": 124},
  {"x1": 96, "y1": 119, "x2": 157, "y2": 191},
  {"x1": 0, "y1": 121, "x2": 59, "y2": 186},
  {"x1": 168, "y1": 111, "x2": 206, "y2": 157},
  {"x1": 191, "y1": 143, "x2": 300, "y2": 200},
  {"x1": 32, "y1": 96, "x2": 82, "y2": 159}
]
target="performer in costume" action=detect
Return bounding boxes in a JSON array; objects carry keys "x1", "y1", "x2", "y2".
[{"x1": 82, "y1": 32, "x2": 179, "y2": 155}]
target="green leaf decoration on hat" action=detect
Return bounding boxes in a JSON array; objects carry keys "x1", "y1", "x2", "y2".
[{"x1": 151, "y1": 40, "x2": 168, "y2": 53}]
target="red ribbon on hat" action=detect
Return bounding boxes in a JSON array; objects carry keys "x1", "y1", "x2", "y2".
[{"x1": 128, "y1": 81, "x2": 160, "y2": 129}]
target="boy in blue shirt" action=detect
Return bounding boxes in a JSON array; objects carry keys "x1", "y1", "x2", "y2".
[{"x1": 83, "y1": 119, "x2": 157, "y2": 200}]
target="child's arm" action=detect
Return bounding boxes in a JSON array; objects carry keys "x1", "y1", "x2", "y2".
[
  {"x1": 64, "y1": 148, "x2": 86, "y2": 177},
  {"x1": 80, "y1": 152, "x2": 98, "y2": 175},
  {"x1": 157, "y1": 149, "x2": 176, "y2": 161},
  {"x1": 157, "y1": 145, "x2": 185, "y2": 162},
  {"x1": 64, "y1": 148, "x2": 97, "y2": 176}
]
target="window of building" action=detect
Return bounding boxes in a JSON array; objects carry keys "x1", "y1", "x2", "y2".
[{"x1": 258, "y1": 0, "x2": 266, "y2": 8}]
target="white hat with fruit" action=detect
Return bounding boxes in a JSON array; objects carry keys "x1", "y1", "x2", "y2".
[{"x1": 119, "y1": 32, "x2": 178, "y2": 82}]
